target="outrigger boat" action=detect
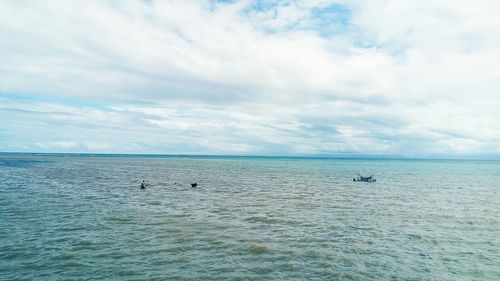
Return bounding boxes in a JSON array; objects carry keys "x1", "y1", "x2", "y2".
[{"x1": 353, "y1": 173, "x2": 376, "y2": 182}]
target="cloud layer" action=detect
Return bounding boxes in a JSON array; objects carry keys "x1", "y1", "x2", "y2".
[{"x1": 1, "y1": 0, "x2": 500, "y2": 156}]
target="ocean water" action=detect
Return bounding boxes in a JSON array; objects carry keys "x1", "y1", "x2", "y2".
[{"x1": 0, "y1": 154, "x2": 499, "y2": 281}]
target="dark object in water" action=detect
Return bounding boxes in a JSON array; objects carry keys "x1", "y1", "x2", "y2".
[
  {"x1": 140, "y1": 181, "x2": 147, "y2": 189},
  {"x1": 191, "y1": 183, "x2": 197, "y2": 187},
  {"x1": 353, "y1": 173, "x2": 376, "y2": 182}
]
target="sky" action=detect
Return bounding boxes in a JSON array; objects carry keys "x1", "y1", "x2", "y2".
[{"x1": 1, "y1": 0, "x2": 500, "y2": 157}]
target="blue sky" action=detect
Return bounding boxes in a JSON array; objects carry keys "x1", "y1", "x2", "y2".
[{"x1": 1, "y1": 0, "x2": 500, "y2": 157}]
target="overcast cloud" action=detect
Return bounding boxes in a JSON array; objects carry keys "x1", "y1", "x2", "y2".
[{"x1": 1, "y1": 0, "x2": 500, "y2": 156}]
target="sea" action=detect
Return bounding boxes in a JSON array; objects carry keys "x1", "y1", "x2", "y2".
[{"x1": 1, "y1": 153, "x2": 499, "y2": 280}]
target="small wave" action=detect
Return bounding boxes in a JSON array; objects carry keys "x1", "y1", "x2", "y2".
[
  {"x1": 51, "y1": 252, "x2": 76, "y2": 261},
  {"x1": 72, "y1": 240, "x2": 99, "y2": 251},
  {"x1": 144, "y1": 277, "x2": 168, "y2": 281},
  {"x1": 276, "y1": 262, "x2": 297, "y2": 270},
  {"x1": 248, "y1": 243, "x2": 270, "y2": 253},
  {"x1": 407, "y1": 233, "x2": 423, "y2": 240},
  {"x1": 105, "y1": 216, "x2": 135, "y2": 224},
  {"x1": 245, "y1": 215, "x2": 301, "y2": 226},
  {"x1": 61, "y1": 260, "x2": 88, "y2": 268},
  {"x1": 245, "y1": 215, "x2": 280, "y2": 224}
]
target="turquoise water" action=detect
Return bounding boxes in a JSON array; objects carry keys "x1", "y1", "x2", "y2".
[{"x1": 1, "y1": 154, "x2": 499, "y2": 280}]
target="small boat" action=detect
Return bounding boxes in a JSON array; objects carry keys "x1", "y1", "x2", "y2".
[
  {"x1": 191, "y1": 183, "x2": 197, "y2": 187},
  {"x1": 353, "y1": 173, "x2": 376, "y2": 182}
]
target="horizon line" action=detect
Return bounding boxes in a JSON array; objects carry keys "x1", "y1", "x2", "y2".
[{"x1": 1, "y1": 151, "x2": 499, "y2": 161}]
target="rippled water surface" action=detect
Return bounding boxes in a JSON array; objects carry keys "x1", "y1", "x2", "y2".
[{"x1": 1, "y1": 154, "x2": 499, "y2": 280}]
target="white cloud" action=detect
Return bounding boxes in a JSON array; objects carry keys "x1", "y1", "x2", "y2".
[{"x1": 1, "y1": 0, "x2": 499, "y2": 156}]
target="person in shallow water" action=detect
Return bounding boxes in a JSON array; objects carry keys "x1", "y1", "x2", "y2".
[{"x1": 140, "y1": 180, "x2": 146, "y2": 189}]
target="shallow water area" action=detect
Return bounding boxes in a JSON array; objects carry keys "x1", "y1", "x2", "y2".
[{"x1": 1, "y1": 154, "x2": 499, "y2": 280}]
